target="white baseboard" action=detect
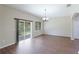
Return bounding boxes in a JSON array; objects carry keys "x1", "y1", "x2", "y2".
[
  {"x1": 46, "y1": 34, "x2": 71, "y2": 38},
  {"x1": 74, "y1": 38, "x2": 79, "y2": 40},
  {"x1": 0, "y1": 42, "x2": 15, "y2": 49}
]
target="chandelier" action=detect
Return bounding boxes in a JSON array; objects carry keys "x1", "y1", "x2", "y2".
[{"x1": 42, "y1": 9, "x2": 48, "y2": 21}]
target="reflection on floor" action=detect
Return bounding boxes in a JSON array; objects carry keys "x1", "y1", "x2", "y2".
[
  {"x1": 0, "y1": 35, "x2": 79, "y2": 54},
  {"x1": 19, "y1": 34, "x2": 30, "y2": 41}
]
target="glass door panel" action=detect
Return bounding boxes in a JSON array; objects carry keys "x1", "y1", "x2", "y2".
[
  {"x1": 18, "y1": 20, "x2": 25, "y2": 41},
  {"x1": 18, "y1": 20, "x2": 31, "y2": 41},
  {"x1": 25, "y1": 21, "x2": 31, "y2": 39}
]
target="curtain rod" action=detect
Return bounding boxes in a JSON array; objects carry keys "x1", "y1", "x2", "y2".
[{"x1": 14, "y1": 18, "x2": 33, "y2": 22}]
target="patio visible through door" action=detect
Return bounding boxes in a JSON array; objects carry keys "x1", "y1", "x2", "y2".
[{"x1": 18, "y1": 20, "x2": 31, "y2": 41}]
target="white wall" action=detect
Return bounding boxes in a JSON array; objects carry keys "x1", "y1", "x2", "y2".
[
  {"x1": 0, "y1": 5, "x2": 44, "y2": 48},
  {"x1": 44, "y1": 16, "x2": 72, "y2": 37},
  {"x1": 44, "y1": 4, "x2": 79, "y2": 39}
]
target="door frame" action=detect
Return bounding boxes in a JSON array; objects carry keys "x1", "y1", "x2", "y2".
[{"x1": 71, "y1": 13, "x2": 79, "y2": 40}]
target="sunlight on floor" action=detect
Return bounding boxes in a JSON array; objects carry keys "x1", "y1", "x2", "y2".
[
  {"x1": 16, "y1": 38, "x2": 32, "y2": 53},
  {"x1": 78, "y1": 51, "x2": 79, "y2": 54},
  {"x1": 19, "y1": 38, "x2": 32, "y2": 44}
]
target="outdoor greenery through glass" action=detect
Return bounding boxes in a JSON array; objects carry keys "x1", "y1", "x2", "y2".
[{"x1": 19, "y1": 21, "x2": 30, "y2": 36}]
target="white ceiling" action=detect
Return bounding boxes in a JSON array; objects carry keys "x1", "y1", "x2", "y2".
[{"x1": 5, "y1": 4, "x2": 71, "y2": 18}]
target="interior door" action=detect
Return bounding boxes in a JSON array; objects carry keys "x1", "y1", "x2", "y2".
[{"x1": 73, "y1": 13, "x2": 79, "y2": 39}]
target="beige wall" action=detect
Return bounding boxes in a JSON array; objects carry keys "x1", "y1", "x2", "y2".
[
  {"x1": 44, "y1": 16, "x2": 72, "y2": 37},
  {"x1": 0, "y1": 5, "x2": 44, "y2": 48},
  {"x1": 0, "y1": 5, "x2": 6, "y2": 48}
]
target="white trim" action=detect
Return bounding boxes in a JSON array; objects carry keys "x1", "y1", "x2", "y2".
[
  {"x1": 30, "y1": 22, "x2": 32, "y2": 39},
  {"x1": 0, "y1": 42, "x2": 15, "y2": 49},
  {"x1": 71, "y1": 13, "x2": 74, "y2": 40},
  {"x1": 71, "y1": 13, "x2": 79, "y2": 40},
  {"x1": 24, "y1": 21, "x2": 25, "y2": 40},
  {"x1": 46, "y1": 34, "x2": 71, "y2": 38}
]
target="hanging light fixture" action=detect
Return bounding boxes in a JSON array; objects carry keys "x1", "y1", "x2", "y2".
[{"x1": 42, "y1": 9, "x2": 48, "y2": 21}]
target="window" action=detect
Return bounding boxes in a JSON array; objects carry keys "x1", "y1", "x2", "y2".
[{"x1": 35, "y1": 22, "x2": 41, "y2": 30}]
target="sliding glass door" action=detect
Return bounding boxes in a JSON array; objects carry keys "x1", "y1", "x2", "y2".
[
  {"x1": 19, "y1": 20, "x2": 25, "y2": 41},
  {"x1": 18, "y1": 20, "x2": 31, "y2": 41},
  {"x1": 25, "y1": 21, "x2": 31, "y2": 39}
]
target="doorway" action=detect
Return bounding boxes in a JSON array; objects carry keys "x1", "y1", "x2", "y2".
[
  {"x1": 72, "y1": 13, "x2": 79, "y2": 40},
  {"x1": 15, "y1": 18, "x2": 32, "y2": 43}
]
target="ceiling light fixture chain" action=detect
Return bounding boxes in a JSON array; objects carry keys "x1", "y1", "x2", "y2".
[{"x1": 42, "y1": 8, "x2": 48, "y2": 21}]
